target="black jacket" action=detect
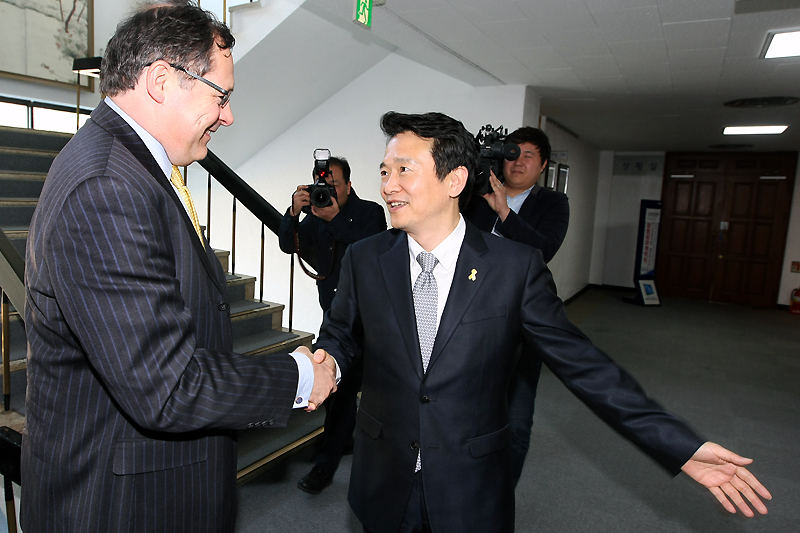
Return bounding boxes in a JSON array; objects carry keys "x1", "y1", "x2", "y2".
[
  {"x1": 463, "y1": 185, "x2": 569, "y2": 263},
  {"x1": 279, "y1": 189, "x2": 386, "y2": 311}
]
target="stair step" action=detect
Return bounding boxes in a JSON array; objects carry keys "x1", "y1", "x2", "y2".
[
  {"x1": 0, "y1": 171, "x2": 47, "y2": 198},
  {"x1": 1, "y1": 227, "x2": 27, "y2": 258},
  {"x1": 225, "y1": 273, "x2": 257, "y2": 302},
  {"x1": 0, "y1": 125, "x2": 72, "y2": 152},
  {"x1": 236, "y1": 408, "x2": 325, "y2": 480},
  {"x1": 0, "y1": 198, "x2": 38, "y2": 228},
  {"x1": 214, "y1": 248, "x2": 230, "y2": 273},
  {"x1": 234, "y1": 328, "x2": 314, "y2": 356},
  {"x1": 0, "y1": 147, "x2": 59, "y2": 174}
]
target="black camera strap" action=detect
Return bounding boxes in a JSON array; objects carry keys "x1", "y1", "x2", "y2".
[{"x1": 292, "y1": 211, "x2": 336, "y2": 281}]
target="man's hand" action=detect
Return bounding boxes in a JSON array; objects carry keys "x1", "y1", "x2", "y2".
[
  {"x1": 681, "y1": 441, "x2": 771, "y2": 517},
  {"x1": 303, "y1": 348, "x2": 337, "y2": 412},
  {"x1": 291, "y1": 185, "x2": 310, "y2": 216},
  {"x1": 482, "y1": 171, "x2": 511, "y2": 221},
  {"x1": 311, "y1": 196, "x2": 340, "y2": 222}
]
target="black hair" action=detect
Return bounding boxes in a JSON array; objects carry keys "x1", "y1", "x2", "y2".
[
  {"x1": 380, "y1": 111, "x2": 477, "y2": 208},
  {"x1": 506, "y1": 127, "x2": 551, "y2": 167},
  {"x1": 329, "y1": 156, "x2": 351, "y2": 183},
  {"x1": 100, "y1": 1, "x2": 234, "y2": 96}
]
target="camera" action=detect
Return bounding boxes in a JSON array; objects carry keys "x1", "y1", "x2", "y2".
[
  {"x1": 302, "y1": 148, "x2": 337, "y2": 214},
  {"x1": 473, "y1": 124, "x2": 520, "y2": 196}
]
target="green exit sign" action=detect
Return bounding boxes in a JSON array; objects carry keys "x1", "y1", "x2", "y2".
[{"x1": 355, "y1": 0, "x2": 374, "y2": 28}]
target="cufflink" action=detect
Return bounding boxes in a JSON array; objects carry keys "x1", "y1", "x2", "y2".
[{"x1": 295, "y1": 396, "x2": 304, "y2": 404}]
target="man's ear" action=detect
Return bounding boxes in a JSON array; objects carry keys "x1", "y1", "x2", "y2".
[
  {"x1": 540, "y1": 159, "x2": 548, "y2": 175},
  {"x1": 145, "y1": 60, "x2": 171, "y2": 104},
  {"x1": 447, "y1": 166, "x2": 468, "y2": 199}
]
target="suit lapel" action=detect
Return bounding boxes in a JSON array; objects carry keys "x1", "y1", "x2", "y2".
[
  {"x1": 378, "y1": 231, "x2": 425, "y2": 380},
  {"x1": 516, "y1": 185, "x2": 542, "y2": 225},
  {"x1": 92, "y1": 102, "x2": 225, "y2": 296},
  {"x1": 426, "y1": 223, "x2": 490, "y2": 374}
]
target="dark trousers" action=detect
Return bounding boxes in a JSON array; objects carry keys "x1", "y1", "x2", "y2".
[
  {"x1": 315, "y1": 355, "x2": 363, "y2": 475},
  {"x1": 507, "y1": 343, "x2": 543, "y2": 486},
  {"x1": 363, "y1": 471, "x2": 431, "y2": 533}
]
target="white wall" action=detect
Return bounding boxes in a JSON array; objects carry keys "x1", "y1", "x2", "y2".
[
  {"x1": 543, "y1": 122, "x2": 600, "y2": 300},
  {"x1": 590, "y1": 151, "x2": 614, "y2": 285},
  {"x1": 777, "y1": 154, "x2": 800, "y2": 305},
  {"x1": 191, "y1": 53, "x2": 532, "y2": 335},
  {"x1": 601, "y1": 154, "x2": 665, "y2": 288}
]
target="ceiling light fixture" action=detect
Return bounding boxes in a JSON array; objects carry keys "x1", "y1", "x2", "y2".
[
  {"x1": 723, "y1": 125, "x2": 788, "y2": 135},
  {"x1": 762, "y1": 30, "x2": 800, "y2": 58}
]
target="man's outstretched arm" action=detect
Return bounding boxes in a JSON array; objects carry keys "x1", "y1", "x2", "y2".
[{"x1": 681, "y1": 441, "x2": 772, "y2": 516}]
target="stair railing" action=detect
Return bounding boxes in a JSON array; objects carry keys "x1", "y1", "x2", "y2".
[
  {"x1": 196, "y1": 150, "x2": 320, "y2": 333},
  {"x1": 0, "y1": 229, "x2": 25, "y2": 414}
]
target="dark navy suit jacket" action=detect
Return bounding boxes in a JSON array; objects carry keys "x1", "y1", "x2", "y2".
[
  {"x1": 463, "y1": 185, "x2": 569, "y2": 263},
  {"x1": 22, "y1": 102, "x2": 299, "y2": 532},
  {"x1": 316, "y1": 223, "x2": 703, "y2": 533}
]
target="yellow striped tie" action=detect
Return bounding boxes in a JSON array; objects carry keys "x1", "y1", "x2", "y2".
[{"x1": 170, "y1": 165, "x2": 205, "y2": 247}]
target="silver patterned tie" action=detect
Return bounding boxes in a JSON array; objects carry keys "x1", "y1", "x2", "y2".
[
  {"x1": 413, "y1": 251, "x2": 439, "y2": 373},
  {"x1": 413, "y1": 251, "x2": 438, "y2": 473}
]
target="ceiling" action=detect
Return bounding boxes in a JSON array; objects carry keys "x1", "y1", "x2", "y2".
[{"x1": 311, "y1": 0, "x2": 800, "y2": 152}]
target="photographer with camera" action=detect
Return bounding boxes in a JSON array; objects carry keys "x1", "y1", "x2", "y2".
[
  {"x1": 278, "y1": 153, "x2": 386, "y2": 494},
  {"x1": 464, "y1": 126, "x2": 570, "y2": 486}
]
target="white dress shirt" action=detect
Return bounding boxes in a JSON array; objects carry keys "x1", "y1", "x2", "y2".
[{"x1": 407, "y1": 215, "x2": 467, "y2": 333}]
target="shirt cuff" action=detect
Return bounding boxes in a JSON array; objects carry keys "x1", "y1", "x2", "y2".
[{"x1": 289, "y1": 350, "x2": 313, "y2": 409}]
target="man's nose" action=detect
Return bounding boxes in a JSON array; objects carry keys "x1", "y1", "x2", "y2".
[
  {"x1": 220, "y1": 103, "x2": 234, "y2": 126},
  {"x1": 382, "y1": 171, "x2": 400, "y2": 194}
]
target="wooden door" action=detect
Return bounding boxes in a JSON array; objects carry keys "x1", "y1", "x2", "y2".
[{"x1": 656, "y1": 152, "x2": 796, "y2": 307}]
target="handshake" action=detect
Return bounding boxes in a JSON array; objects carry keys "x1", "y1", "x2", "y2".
[{"x1": 295, "y1": 346, "x2": 338, "y2": 412}]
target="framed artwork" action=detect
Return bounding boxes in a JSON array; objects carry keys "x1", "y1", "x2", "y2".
[
  {"x1": 543, "y1": 160, "x2": 557, "y2": 189},
  {"x1": 0, "y1": 0, "x2": 94, "y2": 90},
  {"x1": 557, "y1": 163, "x2": 569, "y2": 194}
]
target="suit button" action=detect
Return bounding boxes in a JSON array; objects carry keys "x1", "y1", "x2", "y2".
[
  {"x1": 420, "y1": 396, "x2": 430, "y2": 404},
  {"x1": 410, "y1": 442, "x2": 419, "y2": 450},
  {"x1": 218, "y1": 302, "x2": 228, "y2": 311}
]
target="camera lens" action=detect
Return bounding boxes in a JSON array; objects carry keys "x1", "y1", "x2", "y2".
[{"x1": 311, "y1": 187, "x2": 332, "y2": 208}]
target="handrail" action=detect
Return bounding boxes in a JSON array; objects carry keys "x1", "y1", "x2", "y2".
[
  {"x1": 199, "y1": 149, "x2": 283, "y2": 235},
  {"x1": 0, "y1": 229, "x2": 24, "y2": 315}
]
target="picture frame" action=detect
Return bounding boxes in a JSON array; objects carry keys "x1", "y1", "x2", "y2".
[
  {"x1": 557, "y1": 163, "x2": 569, "y2": 194},
  {"x1": 543, "y1": 160, "x2": 557, "y2": 189},
  {"x1": 0, "y1": 0, "x2": 94, "y2": 91}
]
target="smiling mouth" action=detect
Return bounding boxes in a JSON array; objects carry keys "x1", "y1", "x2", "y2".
[{"x1": 387, "y1": 201, "x2": 408, "y2": 209}]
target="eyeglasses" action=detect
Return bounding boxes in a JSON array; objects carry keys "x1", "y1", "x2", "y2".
[{"x1": 169, "y1": 63, "x2": 232, "y2": 108}]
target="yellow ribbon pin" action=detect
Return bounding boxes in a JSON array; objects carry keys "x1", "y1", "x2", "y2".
[{"x1": 468, "y1": 269, "x2": 477, "y2": 281}]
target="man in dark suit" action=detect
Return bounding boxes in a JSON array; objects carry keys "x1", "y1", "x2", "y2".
[
  {"x1": 313, "y1": 112, "x2": 770, "y2": 533},
  {"x1": 21, "y1": 3, "x2": 336, "y2": 532},
  {"x1": 463, "y1": 126, "x2": 569, "y2": 485},
  {"x1": 278, "y1": 157, "x2": 386, "y2": 493}
]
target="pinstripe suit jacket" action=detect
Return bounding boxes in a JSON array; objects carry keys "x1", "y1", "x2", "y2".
[{"x1": 22, "y1": 102, "x2": 299, "y2": 532}]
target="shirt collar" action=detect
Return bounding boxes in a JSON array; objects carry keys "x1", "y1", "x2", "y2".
[
  {"x1": 407, "y1": 215, "x2": 466, "y2": 272},
  {"x1": 105, "y1": 96, "x2": 173, "y2": 180},
  {"x1": 506, "y1": 184, "x2": 535, "y2": 214}
]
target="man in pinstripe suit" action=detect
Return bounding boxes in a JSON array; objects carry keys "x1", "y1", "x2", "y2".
[{"x1": 21, "y1": 3, "x2": 336, "y2": 532}]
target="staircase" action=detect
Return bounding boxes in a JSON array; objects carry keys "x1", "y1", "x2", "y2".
[{"x1": 0, "y1": 125, "x2": 321, "y2": 482}]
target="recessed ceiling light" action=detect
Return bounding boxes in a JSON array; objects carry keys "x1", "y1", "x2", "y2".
[
  {"x1": 763, "y1": 30, "x2": 800, "y2": 58},
  {"x1": 723, "y1": 125, "x2": 788, "y2": 135}
]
